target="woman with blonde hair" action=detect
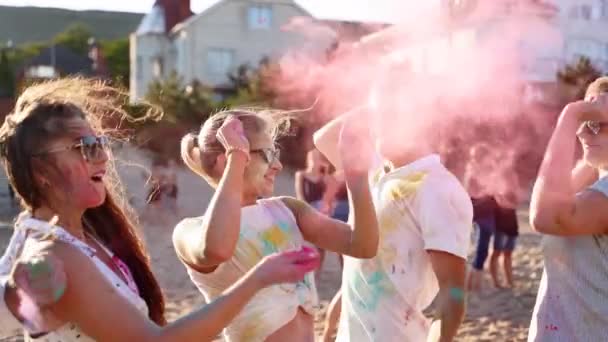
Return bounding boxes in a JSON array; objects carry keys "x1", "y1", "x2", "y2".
[
  {"x1": 529, "y1": 76, "x2": 608, "y2": 340},
  {"x1": 0, "y1": 78, "x2": 321, "y2": 341},
  {"x1": 173, "y1": 109, "x2": 378, "y2": 341}
]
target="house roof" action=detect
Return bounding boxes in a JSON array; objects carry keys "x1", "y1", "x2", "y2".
[
  {"x1": 136, "y1": 4, "x2": 166, "y2": 34},
  {"x1": 170, "y1": 0, "x2": 401, "y2": 34},
  {"x1": 21, "y1": 45, "x2": 93, "y2": 76}
]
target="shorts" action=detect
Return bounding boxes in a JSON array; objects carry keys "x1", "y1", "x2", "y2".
[
  {"x1": 332, "y1": 200, "x2": 349, "y2": 223},
  {"x1": 494, "y1": 231, "x2": 517, "y2": 251}
]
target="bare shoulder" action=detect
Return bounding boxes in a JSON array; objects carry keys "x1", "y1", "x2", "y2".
[
  {"x1": 277, "y1": 196, "x2": 314, "y2": 217},
  {"x1": 173, "y1": 216, "x2": 205, "y2": 237}
]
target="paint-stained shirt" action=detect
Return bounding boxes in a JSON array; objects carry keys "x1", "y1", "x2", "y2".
[
  {"x1": 337, "y1": 154, "x2": 473, "y2": 342},
  {"x1": 528, "y1": 176, "x2": 608, "y2": 342},
  {"x1": 178, "y1": 198, "x2": 318, "y2": 342}
]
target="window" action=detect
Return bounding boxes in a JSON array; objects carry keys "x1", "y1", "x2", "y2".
[
  {"x1": 581, "y1": 5, "x2": 592, "y2": 20},
  {"x1": 592, "y1": 3, "x2": 602, "y2": 19},
  {"x1": 248, "y1": 5, "x2": 272, "y2": 30},
  {"x1": 26, "y1": 65, "x2": 57, "y2": 78},
  {"x1": 601, "y1": 0, "x2": 608, "y2": 19},
  {"x1": 207, "y1": 48, "x2": 235, "y2": 76}
]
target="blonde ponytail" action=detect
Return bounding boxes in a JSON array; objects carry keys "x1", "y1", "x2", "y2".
[{"x1": 180, "y1": 133, "x2": 208, "y2": 180}]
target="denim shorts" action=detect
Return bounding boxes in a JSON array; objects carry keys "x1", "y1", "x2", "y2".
[
  {"x1": 332, "y1": 200, "x2": 350, "y2": 223},
  {"x1": 494, "y1": 231, "x2": 517, "y2": 251}
]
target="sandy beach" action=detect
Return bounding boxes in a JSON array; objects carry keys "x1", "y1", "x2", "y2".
[{"x1": 0, "y1": 147, "x2": 543, "y2": 341}]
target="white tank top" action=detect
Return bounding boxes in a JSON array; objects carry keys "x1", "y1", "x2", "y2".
[
  {"x1": 179, "y1": 198, "x2": 319, "y2": 342},
  {"x1": 0, "y1": 213, "x2": 148, "y2": 341}
]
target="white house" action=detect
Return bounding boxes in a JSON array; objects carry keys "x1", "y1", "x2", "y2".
[{"x1": 130, "y1": 0, "x2": 390, "y2": 101}]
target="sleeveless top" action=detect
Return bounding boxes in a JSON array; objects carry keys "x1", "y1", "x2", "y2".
[
  {"x1": 528, "y1": 177, "x2": 608, "y2": 341},
  {"x1": 0, "y1": 213, "x2": 148, "y2": 341},
  {"x1": 178, "y1": 198, "x2": 319, "y2": 342},
  {"x1": 302, "y1": 176, "x2": 325, "y2": 204}
]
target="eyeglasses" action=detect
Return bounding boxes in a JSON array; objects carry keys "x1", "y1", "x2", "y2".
[
  {"x1": 585, "y1": 121, "x2": 608, "y2": 135},
  {"x1": 251, "y1": 148, "x2": 280, "y2": 164},
  {"x1": 32, "y1": 135, "x2": 110, "y2": 162}
]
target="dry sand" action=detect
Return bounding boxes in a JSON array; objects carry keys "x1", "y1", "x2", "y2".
[{"x1": 0, "y1": 147, "x2": 543, "y2": 341}]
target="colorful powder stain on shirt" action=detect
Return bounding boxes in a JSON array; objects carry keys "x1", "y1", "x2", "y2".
[
  {"x1": 238, "y1": 315, "x2": 265, "y2": 342},
  {"x1": 378, "y1": 211, "x2": 400, "y2": 235},
  {"x1": 351, "y1": 260, "x2": 396, "y2": 311},
  {"x1": 384, "y1": 172, "x2": 428, "y2": 202},
  {"x1": 260, "y1": 225, "x2": 291, "y2": 254},
  {"x1": 372, "y1": 167, "x2": 384, "y2": 186}
]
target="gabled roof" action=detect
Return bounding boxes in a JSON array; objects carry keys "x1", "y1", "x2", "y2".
[
  {"x1": 136, "y1": 4, "x2": 166, "y2": 35},
  {"x1": 170, "y1": 0, "x2": 400, "y2": 35}
]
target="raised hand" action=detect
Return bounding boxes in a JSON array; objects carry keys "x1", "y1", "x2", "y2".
[
  {"x1": 568, "y1": 93, "x2": 608, "y2": 123},
  {"x1": 338, "y1": 118, "x2": 374, "y2": 177},
  {"x1": 216, "y1": 116, "x2": 250, "y2": 159},
  {"x1": 251, "y1": 247, "x2": 321, "y2": 287}
]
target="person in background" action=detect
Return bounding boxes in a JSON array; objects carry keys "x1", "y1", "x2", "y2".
[
  {"x1": 161, "y1": 159, "x2": 179, "y2": 215},
  {"x1": 489, "y1": 195, "x2": 519, "y2": 289},
  {"x1": 295, "y1": 149, "x2": 332, "y2": 214}
]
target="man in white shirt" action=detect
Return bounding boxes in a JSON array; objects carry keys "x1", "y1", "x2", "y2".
[{"x1": 314, "y1": 106, "x2": 472, "y2": 341}]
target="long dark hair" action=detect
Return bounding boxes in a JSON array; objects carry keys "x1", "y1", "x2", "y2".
[{"x1": 0, "y1": 78, "x2": 166, "y2": 325}]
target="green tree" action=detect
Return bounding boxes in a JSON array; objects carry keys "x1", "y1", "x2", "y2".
[
  {"x1": 222, "y1": 58, "x2": 279, "y2": 108},
  {"x1": 53, "y1": 23, "x2": 93, "y2": 55},
  {"x1": 557, "y1": 56, "x2": 602, "y2": 101},
  {"x1": 0, "y1": 47, "x2": 14, "y2": 97},
  {"x1": 146, "y1": 71, "x2": 214, "y2": 124},
  {"x1": 101, "y1": 37, "x2": 129, "y2": 86}
]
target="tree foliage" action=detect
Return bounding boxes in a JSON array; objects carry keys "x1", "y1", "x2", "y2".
[
  {"x1": 52, "y1": 22, "x2": 93, "y2": 56},
  {"x1": 145, "y1": 71, "x2": 214, "y2": 125},
  {"x1": 557, "y1": 56, "x2": 603, "y2": 101},
  {"x1": 101, "y1": 37, "x2": 129, "y2": 86}
]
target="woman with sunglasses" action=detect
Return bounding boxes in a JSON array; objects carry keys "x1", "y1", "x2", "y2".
[
  {"x1": 174, "y1": 109, "x2": 378, "y2": 341},
  {"x1": 0, "y1": 78, "x2": 322, "y2": 341},
  {"x1": 528, "y1": 76, "x2": 608, "y2": 341}
]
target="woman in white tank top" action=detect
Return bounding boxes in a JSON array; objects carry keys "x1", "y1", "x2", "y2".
[
  {"x1": 0, "y1": 78, "x2": 322, "y2": 341},
  {"x1": 174, "y1": 110, "x2": 379, "y2": 341}
]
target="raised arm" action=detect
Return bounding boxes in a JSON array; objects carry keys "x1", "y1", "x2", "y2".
[
  {"x1": 313, "y1": 121, "x2": 343, "y2": 170},
  {"x1": 281, "y1": 157, "x2": 378, "y2": 259},
  {"x1": 571, "y1": 159, "x2": 598, "y2": 192},
  {"x1": 46, "y1": 242, "x2": 319, "y2": 342},
  {"x1": 173, "y1": 118, "x2": 250, "y2": 272},
  {"x1": 284, "y1": 117, "x2": 379, "y2": 259},
  {"x1": 530, "y1": 99, "x2": 608, "y2": 236}
]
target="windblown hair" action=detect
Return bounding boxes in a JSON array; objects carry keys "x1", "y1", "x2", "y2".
[
  {"x1": 180, "y1": 108, "x2": 292, "y2": 186},
  {"x1": 586, "y1": 76, "x2": 608, "y2": 100},
  {"x1": 0, "y1": 77, "x2": 166, "y2": 325}
]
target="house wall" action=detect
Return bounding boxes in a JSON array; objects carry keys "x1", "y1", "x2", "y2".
[{"x1": 130, "y1": 0, "x2": 334, "y2": 101}]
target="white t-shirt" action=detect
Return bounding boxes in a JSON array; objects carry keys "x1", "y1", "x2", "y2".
[{"x1": 336, "y1": 154, "x2": 473, "y2": 342}]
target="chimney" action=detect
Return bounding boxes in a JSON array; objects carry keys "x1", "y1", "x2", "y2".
[{"x1": 156, "y1": 0, "x2": 193, "y2": 32}]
